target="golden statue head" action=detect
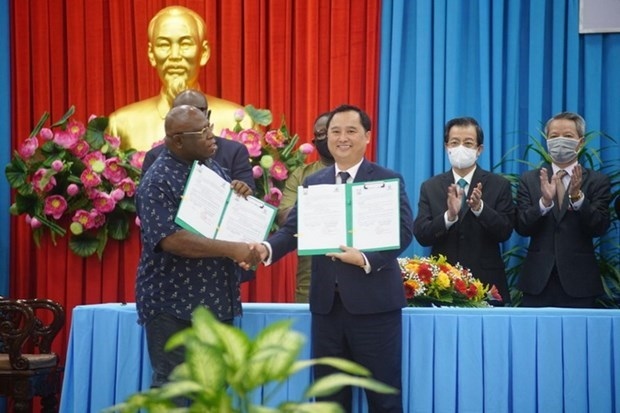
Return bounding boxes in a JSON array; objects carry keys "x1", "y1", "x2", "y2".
[{"x1": 147, "y1": 6, "x2": 211, "y2": 102}]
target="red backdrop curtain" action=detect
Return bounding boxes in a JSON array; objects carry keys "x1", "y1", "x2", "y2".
[{"x1": 9, "y1": 0, "x2": 381, "y2": 360}]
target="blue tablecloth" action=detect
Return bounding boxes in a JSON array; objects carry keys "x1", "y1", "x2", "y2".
[{"x1": 59, "y1": 303, "x2": 620, "y2": 413}]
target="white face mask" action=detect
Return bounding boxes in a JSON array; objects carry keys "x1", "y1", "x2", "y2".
[
  {"x1": 447, "y1": 145, "x2": 479, "y2": 169},
  {"x1": 546, "y1": 137, "x2": 579, "y2": 164}
]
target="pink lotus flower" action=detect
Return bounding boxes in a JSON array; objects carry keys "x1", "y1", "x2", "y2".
[
  {"x1": 252, "y1": 165, "x2": 263, "y2": 179},
  {"x1": 51, "y1": 160, "x2": 64, "y2": 172},
  {"x1": 18, "y1": 137, "x2": 39, "y2": 159},
  {"x1": 53, "y1": 129, "x2": 78, "y2": 149},
  {"x1": 32, "y1": 168, "x2": 56, "y2": 193},
  {"x1": 220, "y1": 128, "x2": 239, "y2": 141},
  {"x1": 89, "y1": 209, "x2": 106, "y2": 229},
  {"x1": 234, "y1": 108, "x2": 245, "y2": 122},
  {"x1": 39, "y1": 127, "x2": 54, "y2": 141},
  {"x1": 104, "y1": 134, "x2": 121, "y2": 150},
  {"x1": 93, "y1": 192, "x2": 116, "y2": 213},
  {"x1": 71, "y1": 140, "x2": 90, "y2": 158},
  {"x1": 130, "y1": 151, "x2": 146, "y2": 169},
  {"x1": 67, "y1": 120, "x2": 86, "y2": 137},
  {"x1": 110, "y1": 188, "x2": 125, "y2": 201},
  {"x1": 299, "y1": 143, "x2": 315, "y2": 155},
  {"x1": 264, "y1": 129, "x2": 286, "y2": 148},
  {"x1": 83, "y1": 151, "x2": 106, "y2": 173},
  {"x1": 264, "y1": 186, "x2": 283, "y2": 207},
  {"x1": 118, "y1": 177, "x2": 137, "y2": 197},
  {"x1": 28, "y1": 215, "x2": 42, "y2": 229},
  {"x1": 269, "y1": 160, "x2": 288, "y2": 181},
  {"x1": 238, "y1": 129, "x2": 262, "y2": 157},
  {"x1": 66, "y1": 183, "x2": 80, "y2": 197},
  {"x1": 103, "y1": 158, "x2": 127, "y2": 185},
  {"x1": 43, "y1": 195, "x2": 68, "y2": 220},
  {"x1": 80, "y1": 169, "x2": 102, "y2": 188},
  {"x1": 72, "y1": 209, "x2": 94, "y2": 229},
  {"x1": 150, "y1": 139, "x2": 164, "y2": 148}
]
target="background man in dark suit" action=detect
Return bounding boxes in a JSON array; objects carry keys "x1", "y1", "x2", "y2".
[
  {"x1": 141, "y1": 89, "x2": 254, "y2": 189},
  {"x1": 253, "y1": 104, "x2": 413, "y2": 412},
  {"x1": 516, "y1": 112, "x2": 611, "y2": 307},
  {"x1": 413, "y1": 117, "x2": 515, "y2": 304}
]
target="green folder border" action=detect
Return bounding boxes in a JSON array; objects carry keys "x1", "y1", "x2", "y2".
[{"x1": 298, "y1": 178, "x2": 401, "y2": 255}]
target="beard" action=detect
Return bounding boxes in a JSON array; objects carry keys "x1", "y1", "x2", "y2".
[{"x1": 165, "y1": 77, "x2": 188, "y2": 102}]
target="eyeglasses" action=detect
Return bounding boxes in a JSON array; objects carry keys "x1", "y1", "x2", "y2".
[{"x1": 175, "y1": 125, "x2": 213, "y2": 139}]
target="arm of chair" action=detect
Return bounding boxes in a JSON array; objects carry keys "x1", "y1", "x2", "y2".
[{"x1": 0, "y1": 299, "x2": 36, "y2": 370}]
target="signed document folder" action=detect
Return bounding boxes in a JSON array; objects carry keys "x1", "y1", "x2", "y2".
[
  {"x1": 296, "y1": 179, "x2": 401, "y2": 255},
  {"x1": 175, "y1": 161, "x2": 276, "y2": 242}
]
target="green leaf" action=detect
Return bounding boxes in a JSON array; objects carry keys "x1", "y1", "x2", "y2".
[
  {"x1": 305, "y1": 373, "x2": 398, "y2": 399},
  {"x1": 96, "y1": 227, "x2": 109, "y2": 259},
  {"x1": 291, "y1": 357, "x2": 371, "y2": 377},
  {"x1": 29, "y1": 111, "x2": 51, "y2": 138},
  {"x1": 184, "y1": 341, "x2": 227, "y2": 399},
  {"x1": 107, "y1": 213, "x2": 130, "y2": 240},
  {"x1": 5, "y1": 153, "x2": 30, "y2": 188},
  {"x1": 50, "y1": 106, "x2": 76, "y2": 127},
  {"x1": 69, "y1": 233, "x2": 99, "y2": 257},
  {"x1": 84, "y1": 119, "x2": 107, "y2": 150},
  {"x1": 245, "y1": 105, "x2": 273, "y2": 126}
]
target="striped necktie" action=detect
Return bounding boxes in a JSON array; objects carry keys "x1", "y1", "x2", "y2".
[{"x1": 556, "y1": 170, "x2": 567, "y2": 208}]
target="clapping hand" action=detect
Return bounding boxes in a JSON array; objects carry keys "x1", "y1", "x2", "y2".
[
  {"x1": 539, "y1": 168, "x2": 557, "y2": 207},
  {"x1": 466, "y1": 182, "x2": 483, "y2": 211},
  {"x1": 446, "y1": 183, "x2": 462, "y2": 220}
]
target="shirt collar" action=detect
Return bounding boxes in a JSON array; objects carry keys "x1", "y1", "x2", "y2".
[
  {"x1": 335, "y1": 159, "x2": 364, "y2": 181},
  {"x1": 452, "y1": 166, "x2": 477, "y2": 186}
]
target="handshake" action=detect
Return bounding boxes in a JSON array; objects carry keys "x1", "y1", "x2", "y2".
[{"x1": 231, "y1": 242, "x2": 269, "y2": 270}]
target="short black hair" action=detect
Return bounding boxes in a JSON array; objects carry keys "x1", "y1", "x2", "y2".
[
  {"x1": 443, "y1": 117, "x2": 484, "y2": 145},
  {"x1": 326, "y1": 104, "x2": 372, "y2": 132}
]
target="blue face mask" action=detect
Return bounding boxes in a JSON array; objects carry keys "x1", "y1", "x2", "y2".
[{"x1": 547, "y1": 137, "x2": 579, "y2": 164}]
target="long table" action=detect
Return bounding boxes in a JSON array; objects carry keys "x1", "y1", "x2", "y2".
[{"x1": 59, "y1": 303, "x2": 620, "y2": 413}]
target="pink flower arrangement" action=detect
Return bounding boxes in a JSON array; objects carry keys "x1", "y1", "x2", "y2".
[
  {"x1": 6, "y1": 106, "x2": 143, "y2": 258},
  {"x1": 219, "y1": 105, "x2": 314, "y2": 209}
]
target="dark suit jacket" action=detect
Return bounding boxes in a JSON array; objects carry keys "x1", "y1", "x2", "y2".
[
  {"x1": 268, "y1": 159, "x2": 414, "y2": 315},
  {"x1": 142, "y1": 137, "x2": 255, "y2": 191},
  {"x1": 413, "y1": 167, "x2": 515, "y2": 302},
  {"x1": 515, "y1": 164, "x2": 611, "y2": 297}
]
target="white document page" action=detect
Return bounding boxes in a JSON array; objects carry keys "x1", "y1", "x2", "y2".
[
  {"x1": 297, "y1": 184, "x2": 347, "y2": 253},
  {"x1": 176, "y1": 163, "x2": 231, "y2": 238},
  {"x1": 216, "y1": 195, "x2": 276, "y2": 242},
  {"x1": 350, "y1": 180, "x2": 400, "y2": 251}
]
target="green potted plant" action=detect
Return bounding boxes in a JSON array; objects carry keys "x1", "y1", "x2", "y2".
[{"x1": 105, "y1": 306, "x2": 396, "y2": 412}]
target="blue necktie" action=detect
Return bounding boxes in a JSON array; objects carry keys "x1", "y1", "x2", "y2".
[
  {"x1": 338, "y1": 171, "x2": 351, "y2": 184},
  {"x1": 457, "y1": 178, "x2": 468, "y2": 209}
]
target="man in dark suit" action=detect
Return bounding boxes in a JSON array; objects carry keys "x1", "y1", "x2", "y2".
[
  {"x1": 413, "y1": 117, "x2": 515, "y2": 304},
  {"x1": 253, "y1": 105, "x2": 413, "y2": 412},
  {"x1": 141, "y1": 89, "x2": 256, "y2": 283},
  {"x1": 516, "y1": 112, "x2": 611, "y2": 307}
]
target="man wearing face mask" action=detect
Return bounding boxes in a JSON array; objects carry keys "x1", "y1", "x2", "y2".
[
  {"x1": 414, "y1": 117, "x2": 515, "y2": 304},
  {"x1": 516, "y1": 112, "x2": 611, "y2": 307},
  {"x1": 277, "y1": 111, "x2": 334, "y2": 302}
]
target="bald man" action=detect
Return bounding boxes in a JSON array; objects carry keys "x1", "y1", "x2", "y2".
[{"x1": 135, "y1": 104, "x2": 257, "y2": 388}]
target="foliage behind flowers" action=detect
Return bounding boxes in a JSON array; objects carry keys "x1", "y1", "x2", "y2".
[
  {"x1": 219, "y1": 105, "x2": 314, "y2": 208},
  {"x1": 399, "y1": 255, "x2": 502, "y2": 307},
  {"x1": 5, "y1": 106, "x2": 144, "y2": 258}
]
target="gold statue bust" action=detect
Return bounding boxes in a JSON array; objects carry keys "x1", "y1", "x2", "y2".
[{"x1": 108, "y1": 5, "x2": 250, "y2": 151}]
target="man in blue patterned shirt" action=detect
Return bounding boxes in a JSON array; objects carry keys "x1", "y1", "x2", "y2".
[{"x1": 135, "y1": 104, "x2": 258, "y2": 388}]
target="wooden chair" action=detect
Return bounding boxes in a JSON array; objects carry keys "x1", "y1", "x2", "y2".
[{"x1": 0, "y1": 298, "x2": 65, "y2": 413}]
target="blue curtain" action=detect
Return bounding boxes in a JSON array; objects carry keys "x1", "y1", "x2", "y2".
[
  {"x1": 378, "y1": 0, "x2": 620, "y2": 259},
  {"x1": 0, "y1": 0, "x2": 10, "y2": 296}
]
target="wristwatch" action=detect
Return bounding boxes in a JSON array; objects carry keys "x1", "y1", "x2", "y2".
[{"x1": 568, "y1": 191, "x2": 583, "y2": 203}]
